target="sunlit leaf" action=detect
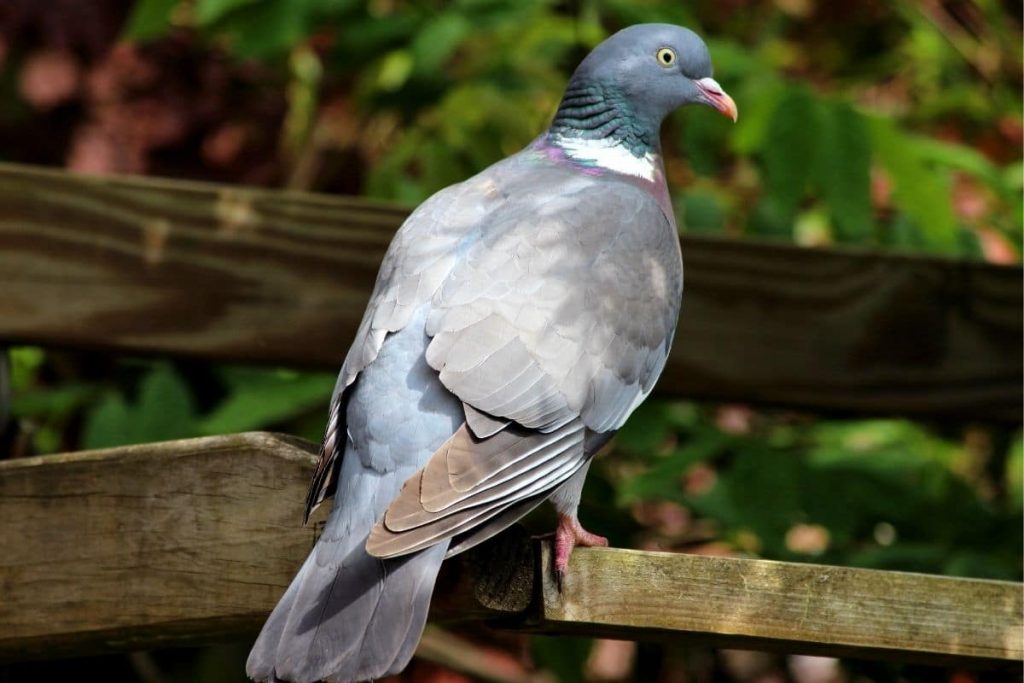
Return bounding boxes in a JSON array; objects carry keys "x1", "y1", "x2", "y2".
[
  {"x1": 122, "y1": 0, "x2": 180, "y2": 41},
  {"x1": 195, "y1": 0, "x2": 259, "y2": 26},
  {"x1": 200, "y1": 369, "x2": 334, "y2": 435},
  {"x1": 730, "y1": 78, "x2": 785, "y2": 155},
  {"x1": 870, "y1": 117, "x2": 959, "y2": 253},
  {"x1": 8, "y1": 346, "x2": 45, "y2": 390},
  {"x1": 377, "y1": 50, "x2": 414, "y2": 91},
  {"x1": 217, "y1": 0, "x2": 312, "y2": 59}
]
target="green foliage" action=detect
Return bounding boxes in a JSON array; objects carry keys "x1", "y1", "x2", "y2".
[
  {"x1": 817, "y1": 101, "x2": 872, "y2": 242},
  {"x1": 531, "y1": 636, "x2": 592, "y2": 683},
  {"x1": 9, "y1": 3, "x2": 1018, "y2": 679},
  {"x1": 762, "y1": 86, "x2": 819, "y2": 221},
  {"x1": 198, "y1": 368, "x2": 334, "y2": 435},
  {"x1": 870, "y1": 117, "x2": 959, "y2": 252},
  {"x1": 119, "y1": 0, "x2": 1021, "y2": 260},
  {"x1": 122, "y1": 0, "x2": 181, "y2": 41},
  {"x1": 615, "y1": 410, "x2": 1023, "y2": 581},
  {"x1": 83, "y1": 363, "x2": 198, "y2": 449}
]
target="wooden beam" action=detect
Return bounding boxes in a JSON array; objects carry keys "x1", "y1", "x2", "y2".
[
  {"x1": 530, "y1": 545, "x2": 1022, "y2": 666},
  {"x1": 0, "y1": 434, "x2": 1019, "y2": 665},
  {"x1": 0, "y1": 162, "x2": 1020, "y2": 420}
]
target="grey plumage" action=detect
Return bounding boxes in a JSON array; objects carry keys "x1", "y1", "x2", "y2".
[{"x1": 249, "y1": 22, "x2": 735, "y2": 683}]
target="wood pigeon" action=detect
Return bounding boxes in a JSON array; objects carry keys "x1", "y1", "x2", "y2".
[{"x1": 248, "y1": 23, "x2": 736, "y2": 683}]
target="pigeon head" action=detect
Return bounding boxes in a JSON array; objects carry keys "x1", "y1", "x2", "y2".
[{"x1": 549, "y1": 24, "x2": 736, "y2": 159}]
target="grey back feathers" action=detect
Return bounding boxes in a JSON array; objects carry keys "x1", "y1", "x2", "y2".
[{"x1": 248, "y1": 22, "x2": 727, "y2": 683}]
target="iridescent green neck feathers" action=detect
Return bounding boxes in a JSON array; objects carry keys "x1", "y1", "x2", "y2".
[{"x1": 549, "y1": 83, "x2": 659, "y2": 158}]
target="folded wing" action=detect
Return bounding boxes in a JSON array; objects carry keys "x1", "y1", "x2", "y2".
[{"x1": 368, "y1": 181, "x2": 683, "y2": 557}]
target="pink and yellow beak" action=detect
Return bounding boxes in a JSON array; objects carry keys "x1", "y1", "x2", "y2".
[{"x1": 695, "y1": 77, "x2": 738, "y2": 122}]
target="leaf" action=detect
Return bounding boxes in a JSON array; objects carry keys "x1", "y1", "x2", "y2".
[
  {"x1": 8, "y1": 346, "x2": 44, "y2": 390},
  {"x1": 816, "y1": 101, "x2": 873, "y2": 243},
  {"x1": 761, "y1": 86, "x2": 820, "y2": 218},
  {"x1": 619, "y1": 429, "x2": 730, "y2": 504},
  {"x1": 121, "y1": 0, "x2": 180, "y2": 42},
  {"x1": 748, "y1": 195, "x2": 793, "y2": 239},
  {"x1": 869, "y1": 117, "x2": 959, "y2": 253},
  {"x1": 135, "y1": 364, "x2": 198, "y2": 442},
  {"x1": 1007, "y1": 435, "x2": 1023, "y2": 511},
  {"x1": 615, "y1": 402, "x2": 674, "y2": 454},
  {"x1": 11, "y1": 385, "x2": 93, "y2": 419},
  {"x1": 81, "y1": 364, "x2": 198, "y2": 449},
  {"x1": 679, "y1": 190, "x2": 726, "y2": 234},
  {"x1": 195, "y1": 0, "x2": 260, "y2": 26},
  {"x1": 410, "y1": 13, "x2": 472, "y2": 74},
  {"x1": 199, "y1": 368, "x2": 334, "y2": 435},
  {"x1": 82, "y1": 393, "x2": 134, "y2": 450},
  {"x1": 531, "y1": 636, "x2": 592, "y2": 683},
  {"x1": 217, "y1": 0, "x2": 312, "y2": 59},
  {"x1": 730, "y1": 78, "x2": 785, "y2": 155},
  {"x1": 694, "y1": 442, "x2": 804, "y2": 553},
  {"x1": 682, "y1": 104, "x2": 730, "y2": 176},
  {"x1": 377, "y1": 50, "x2": 414, "y2": 91}
]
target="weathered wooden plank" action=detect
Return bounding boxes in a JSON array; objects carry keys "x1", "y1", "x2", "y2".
[
  {"x1": 531, "y1": 544, "x2": 1023, "y2": 666},
  {"x1": 0, "y1": 162, "x2": 1019, "y2": 420},
  {"x1": 0, "y1": 433, "x2": 1019, "y2": 665},
  {"x1": 0, "y1": 433, "x2": 321, "y2": 660}
]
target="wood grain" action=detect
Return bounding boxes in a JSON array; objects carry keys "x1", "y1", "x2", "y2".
[
  {"x1": 1, "y1": 433, "x2": 1019, "y2": 665},
  {"x1": 0, "y1": 163, "x2": 1019, "y2": 420},
  {"x1": 536, "y1": 544, "x2": 1023, "y2": 666},
  {"x1": 0, "y1": 433, "x2": 321, "y2": 659}
]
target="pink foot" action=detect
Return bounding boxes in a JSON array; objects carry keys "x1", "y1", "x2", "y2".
[{"x1": 553, "y1": 514, "x2": 608, "y2": 579}]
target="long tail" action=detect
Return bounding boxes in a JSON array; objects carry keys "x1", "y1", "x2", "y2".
[{"x1": 247, "y1": 498, "x2": 448, "y2": 683}]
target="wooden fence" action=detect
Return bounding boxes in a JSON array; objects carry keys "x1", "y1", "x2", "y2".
[
  {"x1": 2, "y1": 433, "x2": 1020, "y2": 666},
  {"x1": 1, "y1": 163, "x2": 1019, "y2": 420},
  {"x1": 0, "y1": 162, "x2": 1021, "y2": 669}
]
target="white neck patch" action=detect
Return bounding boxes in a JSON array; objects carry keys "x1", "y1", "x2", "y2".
[{"x1": 551, "y1": 135, "x2": 659, "y2": 181}]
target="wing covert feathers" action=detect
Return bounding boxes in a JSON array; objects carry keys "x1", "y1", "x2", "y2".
[
  {"x1": 424, "y1": 182, "x2": 682, "y2": 435},
  {"x1": 463, "y1": 402, "x2": 510, "y2": 438},
  {"x1": 366, "y1": 419, "x2": 587, "y2": 558}
]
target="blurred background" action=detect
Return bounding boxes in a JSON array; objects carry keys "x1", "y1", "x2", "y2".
[{"x1": 0, "y1": 1, "x2": 1020, "y2": 682}]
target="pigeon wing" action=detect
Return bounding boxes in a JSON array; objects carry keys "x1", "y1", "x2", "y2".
[
  {"x1": 303, "y1": 172, "x2": 507, "y2": 521},
  {"x1": 367, "y1": 181, "x2": 683, "y2": 556}
]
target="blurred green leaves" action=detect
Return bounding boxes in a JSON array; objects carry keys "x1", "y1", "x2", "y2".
[
  {"x1": 83, "y1": 363, "x2": 197, "y2": 449},
  {"x1": 762, "y1": 86, "x2": 819, "y2": 220},
  {"x1": 615, "y1": 408, "x2": 1023, "y2": 580},
  {"x1": 198, "y1": 368, "x2": 334, "y2": 435},
  {"x1": 120, "y1": 0, "x2": 1020, "y2": 261},
  {"x1": 38, "y1": 4, "x2": 1021, "y2": 678},
  {"x1": 78, "y1": 363, "x2": 334, "y2": 450},
  {"x1": 870, "y1": 117, "x2": 958, "y2": 252},
  {"x1": 818, "y1": 101, "x2": 872, "y2": 242},
  {"x1": 122, "y1": 0, "x2": 180, "y2": 41}
]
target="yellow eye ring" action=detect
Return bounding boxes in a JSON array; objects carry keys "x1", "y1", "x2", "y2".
[{"x1": 656, "y1": 47, "x2": 676, "y2": 67}]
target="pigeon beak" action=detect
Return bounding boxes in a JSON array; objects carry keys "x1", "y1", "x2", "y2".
[{"x1": 695, "y1": 77, "x2": 738, "y2": 122}]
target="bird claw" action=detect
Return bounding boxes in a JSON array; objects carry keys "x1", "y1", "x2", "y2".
[{"x1": 553, "y1": 514, "x2": 608, "y2": 585}]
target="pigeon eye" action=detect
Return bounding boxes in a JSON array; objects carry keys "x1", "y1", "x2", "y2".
[{"x1": 656, "y1": 48, "x2": 676, "y2": 67}]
